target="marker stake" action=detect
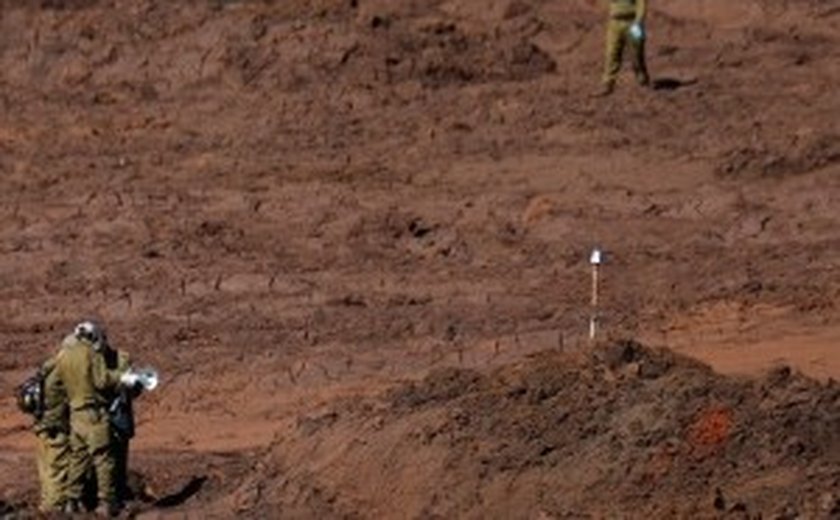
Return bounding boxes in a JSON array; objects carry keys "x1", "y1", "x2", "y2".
[{"x1": 589, "y1": 248, "x2": 602, "y2": 342}]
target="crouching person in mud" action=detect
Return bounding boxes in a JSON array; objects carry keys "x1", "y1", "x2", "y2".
[{"x1": 47, "y1": 321, "x2": 145, "y2": 517}]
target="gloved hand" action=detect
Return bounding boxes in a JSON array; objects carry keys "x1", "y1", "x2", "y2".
[
  {"x1": 119, "y1": 371, "x2": 141, "y2": 388},
  {"x1": 629, "y1": 21, "x2": 645, "y2": 41}
]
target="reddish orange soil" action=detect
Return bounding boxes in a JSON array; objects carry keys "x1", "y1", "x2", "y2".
[
  {"x1": 687, "y1": 405, "x2": 732, "y2": 450},
  {"x1": 0, "y1": 0, "x2": 838, "y2": 517}
]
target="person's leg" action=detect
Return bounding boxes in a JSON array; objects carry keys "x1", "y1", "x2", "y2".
[
  {"x1": 602, "y1": 19, "x2": 629, "y2": 93},
  {"x1": 43, "y1": 432, "x2": 72, "y2": 510},
  {"x1": 91, "y1": 443, "x2": 117, "y2": 509},
  {"x1": 630, "y1": 30, "x2": 650, "y2": 86},
  {"x1": 77, "y1": 415, "x2": 119, "y2": 514},
  {"x1": 65, "y1": 428, "x2": 90, "y2": 508},
  {"x1": 112, "y1": 435, "x2": 130, "y2": 502},
  {"x1": 35, "y1": 432, "x2": 51, "y2": 511}
]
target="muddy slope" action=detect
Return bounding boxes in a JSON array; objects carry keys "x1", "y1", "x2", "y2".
[{"x1": 179, "y1": 342, "x2": 840, "y2": 518}]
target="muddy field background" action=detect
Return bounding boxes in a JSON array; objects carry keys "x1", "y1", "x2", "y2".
[{"x1": 0, "y1": 0, "x2": 838, "y2": 517}]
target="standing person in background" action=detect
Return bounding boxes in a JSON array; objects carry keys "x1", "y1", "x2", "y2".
[{"x1": 599, "y1": 0, "x2": 650, "y2": 96}]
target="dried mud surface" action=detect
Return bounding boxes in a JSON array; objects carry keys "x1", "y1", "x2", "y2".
[{"x1": 0, "y1": 0, "x2": 839, "y2": 517}]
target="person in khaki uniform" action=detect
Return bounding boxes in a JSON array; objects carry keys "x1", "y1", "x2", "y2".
[
  {"x1": 600, "y1": 0, "x2": 650, "y2": 95},
  {"x1": 48, "y1": 321, "x2": 124, "y2": 516},
  {"x1": 32, "y1": 349, "x2": 72, "y2": 512}
]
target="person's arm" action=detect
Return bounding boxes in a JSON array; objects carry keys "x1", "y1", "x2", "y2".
[
  {"x1": 39, "y1": 355, "x2": 67, "y2": 435},
  {"x1": 116, "y1": 351, "x2": 143, "y2": 397},
  {"x1": 636, "y1": 0, "x2": 647, "y2": 22},
  {"x1": 40, "y1": 369, "x2": 66, "y2": 433},
  {"x1": 92, "y1": 347, "x2": 121, "y2": 390}
]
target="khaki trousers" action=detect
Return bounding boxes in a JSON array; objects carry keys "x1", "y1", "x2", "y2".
[
  {"x1": 603, "y1": 17, "x2": 650, "y2": 88},
  {"x1": 67, "y1": 409, "x2": 116, "y2": 506}
]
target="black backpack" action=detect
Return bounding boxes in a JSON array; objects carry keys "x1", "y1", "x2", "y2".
[{"x1": 16, "y1": 372, "x2": 45, "y2": 419}]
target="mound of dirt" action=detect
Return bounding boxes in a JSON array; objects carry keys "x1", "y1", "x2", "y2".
[{"x1": 248, "y1": 341, "x2": 840, "y2": 518}]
